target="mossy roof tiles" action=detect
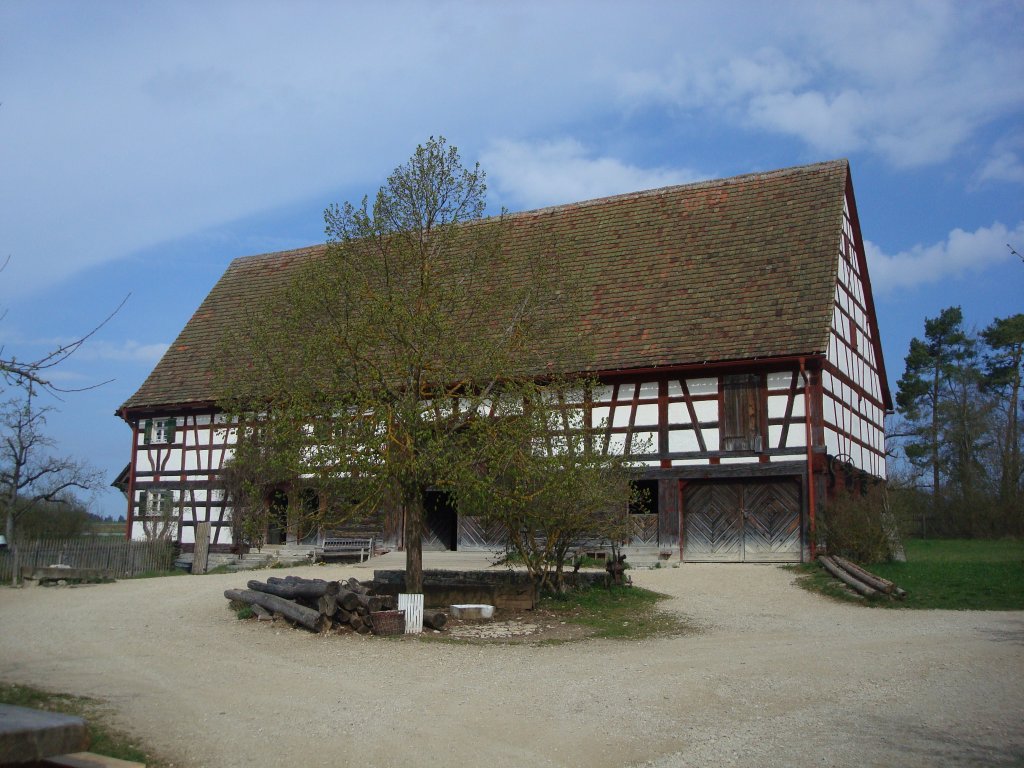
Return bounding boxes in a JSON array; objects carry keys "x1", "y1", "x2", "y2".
[{"x1": 122, "y1": 159, "x2": 853, "y2": 412}]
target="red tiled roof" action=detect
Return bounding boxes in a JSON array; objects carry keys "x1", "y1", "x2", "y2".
[{"x1": 122, "y1": 159, "x2": 852, "y2": 412}]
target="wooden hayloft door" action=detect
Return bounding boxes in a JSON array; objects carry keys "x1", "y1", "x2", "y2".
[{"x1": 683, "y1": 480, "x2": 800, "y2": 562}]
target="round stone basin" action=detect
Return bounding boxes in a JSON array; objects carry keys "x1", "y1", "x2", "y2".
[{"x1": 449, "y1": 604, "x2": 495, "y2": 620}]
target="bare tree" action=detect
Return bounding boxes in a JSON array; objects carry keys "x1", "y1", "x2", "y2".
[
  {"x1": 0, "y1": 256, "x2": 128, "y2": 396},
  {"x1": 0, "y1": 386, "x2": 102, "y2": 582}
]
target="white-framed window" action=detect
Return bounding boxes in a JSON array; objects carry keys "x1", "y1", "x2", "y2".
[
  {"x1": 144, "y1": 489, "x2": 175, "y2": 517},
  {"x1": 143, "y1": 417, "x2": 176, "y2": 445}
]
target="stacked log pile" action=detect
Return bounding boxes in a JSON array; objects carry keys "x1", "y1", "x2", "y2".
[
  {"x1": 818, "y1": 555, "x2": 906, "y2": 600},
  {"x1": 224, "y1": 575, "x2": 448, "y2": 634}
]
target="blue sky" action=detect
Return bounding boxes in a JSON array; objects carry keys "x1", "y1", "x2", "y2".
[{"x1": 1, "y1": 1, "x2": 1022, "y2": 518}]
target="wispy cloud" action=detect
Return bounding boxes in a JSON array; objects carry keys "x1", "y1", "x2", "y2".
[
  {"x1": 977, "y1": 151, "x2": 1024, "y2": 184},
  {"x1": 615, "y1": 2, "x2": 1024, "y2": 168},
  {"x1": 865, "y1": 221, "x2": 1024, "y2": 292},
  {"x1": 0, "y1": 1, "x2": 1021, "y2": 301},
  {"x1": 77, "y1": 340, "x2": 170, "y2": 364},
  {"x1": 482, "y1": 138, "x2": 704, "y2": 210}
]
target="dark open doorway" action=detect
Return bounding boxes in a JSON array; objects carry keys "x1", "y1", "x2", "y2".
[
  {"x1": 423, "y1": 490, "x2": 457, "y2": 551},
  {"x1": 267, "y1": 488, "x2": 288, "y2": 545}
]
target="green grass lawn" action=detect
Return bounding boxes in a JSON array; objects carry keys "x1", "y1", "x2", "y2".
[
  {"x1": 798, "y1": 539, "x2": 1024, "y2": 610},
  {"x1": 540, "y1": 585, "x2": 689, "y2": 640},
  {"x1": 868, "y1": 539, "x2": 1024, "y2": 610}
]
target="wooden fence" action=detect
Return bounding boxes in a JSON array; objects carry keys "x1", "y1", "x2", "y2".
[{"x1": 0, "y1": 538, "x2": 175, "y2": 582}]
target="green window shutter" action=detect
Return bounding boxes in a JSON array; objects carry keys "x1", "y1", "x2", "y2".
[
  {"x1": 142, "y1": 420, "x2": 152, "y2": 445},
  {"x1": 165, "y1": 418, "x2": 176, "y2": 444}
]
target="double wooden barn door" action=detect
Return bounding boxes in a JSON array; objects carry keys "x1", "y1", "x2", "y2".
[{"x1": 683, "y1": 480, "x2": 801, "y2": 562}]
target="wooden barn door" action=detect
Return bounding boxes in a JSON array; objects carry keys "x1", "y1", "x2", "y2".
[
  {"x1": 683, "y1": 480, "x2": 800, "y2": 562},
  {"x1": 683, "y1": 483, "x2": 744, "y2": 561}
]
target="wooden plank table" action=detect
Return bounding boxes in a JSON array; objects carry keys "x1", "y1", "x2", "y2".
[{"x1": 0, "y1": 703, "x2": 87, "y2": 764}]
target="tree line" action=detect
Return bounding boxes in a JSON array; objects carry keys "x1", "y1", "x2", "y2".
[{"x1": 893, "y1": 307, "x2": 1023, "y2": 538}]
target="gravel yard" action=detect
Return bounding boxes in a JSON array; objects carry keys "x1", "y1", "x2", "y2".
[{"x1": 1, "y1": 553, "x2": 1021, "y2": 768}]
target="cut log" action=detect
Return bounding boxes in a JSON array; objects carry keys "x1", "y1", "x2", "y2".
[
  {"x1": 422, "y1": 609, "x2": 447, "y2": 631},
  {"x1": 225, "y1": 589, "x2": 327, "y2": 632},
  {"x1": 248, "y1": 579, "x2": 339, "y2": 601},
  {"x1": 818, "y1": 556, "x2": 879, "y2": 598},
  {"x1": 345, "y1": 578, "x2": 370, "y2": 595},
  {"x1": 336, "y1": 588, "x2": 382, "y2": 613},
  {"x1": 336, "y1": 589, "x2": 361, "y2": 612},
  {"x1": 832, "y1": 556, "x2": 896, "y2": 594},
  {"x1": 318, "y1": 594, "x2": 338, "y2": 618},
  {"x1": 251, "y1": 604, "x2": 273, "y2": 621}
]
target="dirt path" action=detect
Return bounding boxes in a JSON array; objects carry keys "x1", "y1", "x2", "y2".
[{"x1": 1, "y1": 557, "x2": 1021, "y2": 767}]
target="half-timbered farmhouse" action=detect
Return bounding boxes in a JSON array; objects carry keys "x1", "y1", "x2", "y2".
[{"x1": 117, "y1": 159, "x2": 890, "y2": 562}]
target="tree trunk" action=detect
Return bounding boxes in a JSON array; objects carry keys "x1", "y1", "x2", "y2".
[
  {"x1": 247, "y1": 579, "x2": 339, "y2": 601},
  {"x1": 225, "y1": 588, "x2": 326, "y2": 632},
  {"x1": 404, "y1": 488, "x2": 424, "y2": 594},
  {"x1": 819, "y1": 556, "x2": 878, "y2": 598},
  {"x1": 6, "y1": 511, "x2": 18, "y2": 586}
]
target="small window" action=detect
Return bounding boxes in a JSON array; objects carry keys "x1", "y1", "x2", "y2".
[
  {"x1": 144, "y1": 417, "x2": 176, "y2": 445},
  {"x1": 629, "y1": 480, "x2": 659, "y2": 516},
  {"x1": 722, "y1": 374, "x2": 763, "y2": 452},
  {"x1": 144, "y1": 490, "x2": 174, "y2": 517}
]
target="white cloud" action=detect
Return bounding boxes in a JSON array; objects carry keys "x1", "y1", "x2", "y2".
[
  {"x1": 0, "y1": 1, "x2": 1021, "y2": 303},
  {"x1": 976, "y1": 131, "x2": 1024, "y2": 184},
  {"x1": 482, "y1": 138, "x2": 705, "y2": 210},
  {"x1": 614, "y1": 1, "x2": 1024, "y2": 168},
  {"x1": 77, "y1": 340, "x2": 170, "y2": 364},
  {"x1": 977, "y1": 151, "x2": 1024, "y2": 184},
  {"x1": 865, "y1": 221, "x2": 1024, "y2": 292}
]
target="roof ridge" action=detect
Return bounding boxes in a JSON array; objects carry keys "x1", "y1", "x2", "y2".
[
  {"x1": 502, "y1": 158, "x2": 849, "y2": 221},
  {"x1": 225, "y1": 159, "x2": 849, "y2": 266}
]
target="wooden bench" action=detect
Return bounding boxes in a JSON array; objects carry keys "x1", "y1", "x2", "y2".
[
  {"x1": 21, "y1": 566, "x2": 116, "y2": 584},
  {"x1": 319, "y1": 537, "x2": 375, "y2": 562}
]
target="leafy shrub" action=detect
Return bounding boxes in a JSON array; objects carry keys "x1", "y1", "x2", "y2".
[{"x1": 820, "y1": 482, "x2": 896, "y2": 563}]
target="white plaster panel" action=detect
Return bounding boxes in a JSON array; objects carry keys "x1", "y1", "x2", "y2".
[
  {"x1": 618, "y1": 383, "x2": 638, "y2": 401},
  {"x1": 607, "y1": 433, "x2": 627, "y2": 455},
  {"x1": 767, "y1": 395, "x2": 790, "y2": 419},
  {"x1": 673, "y1": 458, "x2": 710, "y2": 466},
  {"x1": 184, "y1": 453, "x2": 199, "y2": 472},
  {"x1": 629, "y1": 431, "x2": 657, "y2": 455},
  {"x1": 719, "y1": 456, "x2": 758, "y2": 465},
  {"x1": 591, "y1": 406, "x2": 611, "y2": 427},
  {"x1": 634, "y1": 403, "x2": 659, "y2": 426},
  {"x1": 667, "y1": 381, "x2": 683, "y2": 398},
  {"x1": 789, "y1": 396, "x2": 805, "y2": 419},
  {"x1": 686, "y1": 378, "x2": 717, "y2": 396},
  {"x1": 824, "y1": 428, "x2": 841, "y2": 457},
  {"x1": 766, "y1": 372, "x2": 792, "y2": 391},
  {"x1": 693, "y1": 400, "x2": 717, "y2": 423},
  {"x1": 668, "y1": 429, "x2": 701, "y2": 453},
  {"x1": 704, "y1": 428, "x2": 720, "y2": 451},
  {"x1": 638, "y1": 382, "x2": 659, "y2": 400},
  {"x1": 768, "y1": 424, "x2": 784, "y2": 449},
  {"x1": 162, "y1": 453, "x2": 182, "y2": 473},
  {"x1": 593, "y1": 385, "x2": 615, "y2": 403},
  {"x1": 612, "y1": 406, "x2": 632, "y2": 428},
  {"x1": 667, "y1": 402, "x2": 689, "y2": 424}
]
